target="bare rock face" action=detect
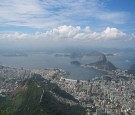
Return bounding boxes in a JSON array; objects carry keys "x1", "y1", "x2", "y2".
[{"x1": 99, "y1": 54, "x2": 107, "y2": 62}]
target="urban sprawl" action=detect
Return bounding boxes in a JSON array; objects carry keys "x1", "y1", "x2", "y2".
[{"x1": 0, "y1": 66, "x2": 135, "y2": 115}]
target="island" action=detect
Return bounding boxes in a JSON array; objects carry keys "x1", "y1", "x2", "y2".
[{"x1": 70, "y1": 61, "x2": 81, "y2": 66}]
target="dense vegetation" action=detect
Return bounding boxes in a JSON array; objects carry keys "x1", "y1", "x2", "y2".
[
  {"x1": 41, "y1": 91, "x2": 85, "y2": 115},
  {"x1": 0, "y1": 110, "x2": 11, "y2": 115},
  {"x1": 52, "y1": 85, "x2": 79, "y2": 102},
  {"x1": 0, "y1": 74, "x2": 85, "y2": 115}
]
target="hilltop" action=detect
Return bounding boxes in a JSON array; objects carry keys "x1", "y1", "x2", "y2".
[{"x1": 0, "y1": 74, "x2": 85, "y2": 115}]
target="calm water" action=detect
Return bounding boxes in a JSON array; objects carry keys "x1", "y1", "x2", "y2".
[
  {"x1": 107, "y1": 51, "x2": 135, "y2": 69},
  {"x1": 0, "y1": 51, "x2": 135, "y2": 80}
]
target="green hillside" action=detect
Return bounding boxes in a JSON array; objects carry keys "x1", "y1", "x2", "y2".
[{"x1": 0, "y1": 74, "x2": 85, "y2": 115}]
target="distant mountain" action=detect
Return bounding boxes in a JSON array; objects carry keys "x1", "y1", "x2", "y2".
[
  {"x1": 84, "y1": 54, "x2": 117, "y2": 71},
  {"x1": 128, "y1": 64, "x2": 135, "y2": 75},
  {"x1": 0, "y1": 74, "x2": 85, "y2": 115},
  {"x1": 54, "y1": 50, "x2": 103, "y2": 58},
  {"x1": 0, "y1": 65, "x2": 4, "y2": 69}
]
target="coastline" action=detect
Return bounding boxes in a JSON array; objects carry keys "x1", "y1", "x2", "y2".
[{"x1": 80, "y1": 64, "x2": 112, "y2": 74}]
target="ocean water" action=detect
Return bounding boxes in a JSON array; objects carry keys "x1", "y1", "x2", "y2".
[
  {"x1": 107, "y1": 51, "x2": 135, "y2": 69},
  {"x1": 0, "y1": 51, "x2": 135, "y2": 80}
]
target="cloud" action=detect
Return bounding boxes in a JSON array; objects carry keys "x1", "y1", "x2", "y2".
[
  {"x1": 44, "y1": 26, "x2": 127, "y2": 40},
  {"x1": 0, "y1": 32, "x2": 30, "y2": 40},
  {"x1": 1, "y1": 25, "x2": 134, "y2": 41},
  {"x1": 45, "y1": 25, "x2": 81, "y2": 39},
  {"x1": 84, "y1": 26, "x2": 91, "y2": 33},
  {"x1": 0, "y1": 0, "x2": 131, "y2": 29},
  {"x1": 97, "y1": 12, "x2": 130, "y2": 24},
  {"x1": 100, "y1": 27, "x2": 126, "y2": 40}
]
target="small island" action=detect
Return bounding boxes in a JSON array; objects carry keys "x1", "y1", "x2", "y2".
[{"x1": 70, "y1": 61, "x2": 81, "y2": 66}]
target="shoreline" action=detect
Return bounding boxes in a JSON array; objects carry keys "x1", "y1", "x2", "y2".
[{"x1": 80, "y1": 64, "x2": 112, "y2": 74}]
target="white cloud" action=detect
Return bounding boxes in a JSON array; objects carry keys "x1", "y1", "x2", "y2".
[
  {"x1": 45, "y1": 25, "x2": 81, "y2": 39},
  {"x1": 0, "y1": 32, "x2": 30, "y2": 40},
  {"x1": 0, "y1": 0, "x2": 131, "y2": 28},
  {"x1": 44, "y1": 26, "x2": 127, "y2": 40},
  {"x1": 100, "y1": 27, "x2": 126, "y2": 40},
  {"x1": 1, "y1": 26, "x2": 134, "y2": 41},
  {"x1": 84, "y1": 26, "x2": 91, "y2": 33}
]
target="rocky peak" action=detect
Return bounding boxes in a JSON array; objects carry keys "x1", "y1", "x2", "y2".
[{"x1": 99, "y1": 54, "x2": 107, "y2": 62}]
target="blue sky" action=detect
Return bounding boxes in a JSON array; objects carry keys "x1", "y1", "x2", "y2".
[{"x1": 0, "y1": 0, "x2": 135, "y2": 48}]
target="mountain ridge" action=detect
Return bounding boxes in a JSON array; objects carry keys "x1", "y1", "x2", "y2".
[{"x1": 0, "y1": 74, "x2": 85, "y2": 115}]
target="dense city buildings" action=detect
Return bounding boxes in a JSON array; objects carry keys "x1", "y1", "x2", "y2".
[{"x1": 0, "y1": 66, "x2": 135, "y2": 115}]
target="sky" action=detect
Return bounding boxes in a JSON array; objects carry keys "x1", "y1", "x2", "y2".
[{"x1": 0, "y1": 0, "x2": 135, "y2": 49}]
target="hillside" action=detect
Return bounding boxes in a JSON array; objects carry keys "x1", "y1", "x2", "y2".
[
  {"x1": 0, "y1": 74, "x2": 85, "y2": 115},
  {"x1": 128, "y1": 64, "x2": 135, "y2": 75}
]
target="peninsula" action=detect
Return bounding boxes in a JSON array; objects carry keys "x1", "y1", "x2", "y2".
[{"x1": 81, "y1": 54, "x2": 117, "y2": 73}]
